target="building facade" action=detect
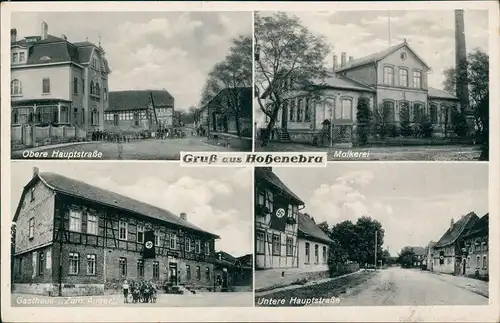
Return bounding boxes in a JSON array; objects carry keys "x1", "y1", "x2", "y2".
[
  {"x1": 459, "y1": 213, "x2": 488, "y2": 279},
  {"x1": 425, "y1": 241, "x2": 437, "y2": 271},
  {"x1": 213, "y1": 251, "x2": 253, "y2": 292},
  {"x1": 105, "y1": 90, "x2": 174, "y2": 134},
  {"x1": 260, "y1": 41, "x2": 462, "y2": 145},
  {"x1": 403, "y1": 246, "x2": 426, "y2": 267},
  {"x1": 297, "y1": 213, "x2": 332, "y2": 272},
  {"x1": 432, "y1": 212, "x2": 479, "y2": 275},
  {"x1": 10, "y1": 22, "x2": 110, "y2": 131},
  {"x1": 12, "y1": 168, "x2": 219, "y2": 296},
  {"x1": 198, "y1": 87, "x2": 252, "y2": 138}
]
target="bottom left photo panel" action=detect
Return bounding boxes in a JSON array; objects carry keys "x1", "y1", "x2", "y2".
[{"x1": 9, "y1": 162, "x2": 254, "y2": 307}]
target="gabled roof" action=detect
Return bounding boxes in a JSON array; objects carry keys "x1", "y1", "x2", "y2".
[
  {"x1": 336, "y1": 41, "x2": 431, "y2": 73},
  {"x1": 107, "y1": 90, "x2": 175, "y2": 112},
  {"x1": 428, "y1": 87, "x2": 459, "y2": 100},
  {"x1": 461, "y1": 213, "x2": 488, "y2": 239},
  {"x1": 254, "y1": 167, "x2": 304, "y2": 205},
  {"x1": 14, "y1": 172, "x2": 218, "y2": 238},
  {"x1": 298, "y1": 213, "x2": 333, "y2": 244},
  {"x1": 404, "y1": 246, "x2": 426, "y2": 256},
  {"x1": 237, "y1": 254, "x2": 252, "y2": 266},
  {"x1": 434, "y1": 212, "x2": 479, "y2": 248},
  {"x1": 314, "y1": 73, "x2": 375, "y2": 92}
]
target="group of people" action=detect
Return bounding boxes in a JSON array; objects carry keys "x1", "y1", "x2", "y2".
[
  {"x1": 90, "y1": 130, "x2": 150, "y2": 143},
  {"x1": 155, "y1": 128, "x2": 186, "y2": 139},
  {"x1": 122, "y1": 279, "x2": 158, "y2": 304}
]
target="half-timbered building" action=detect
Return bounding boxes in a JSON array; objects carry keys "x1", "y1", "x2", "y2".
[{"x1": 12, "y1": 168, "x2": 219, "y2": 296}]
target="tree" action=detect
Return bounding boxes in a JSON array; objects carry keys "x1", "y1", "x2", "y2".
[
  {"x1": 317, "y1": 221, "x2": 330, "y2": 235},
  {"x1": 355, "y1": 98, "x2": 372, "y2": 145},
  {"x1": 200, "y1": 35, "x2": 252, "y2": 137},
  {"x1": 381, "y1": 249, "x2": 392, "y2": 267},
  {"x1": 442, "y1": 50, "x2": 489, "y2": 138},
  {"x1": 397, "y1": 247, "x2": 417, "y2": 268},
  {"x1": 330, "y1": 220, "x2": 360, "y2": 262},
  {"x1": 398, "y1": 104, "x2": 412, "y2": 137},
  {"x1": 354, "y1": 216, "x2": 384, "y2": 267},
  {"x1": 254, "y1": 12, "x2": 330, "y2": 146}
]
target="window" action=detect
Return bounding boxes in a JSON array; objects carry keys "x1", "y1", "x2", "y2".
[
  {"x1": 257, "y1": 190, "x2": 265, "y2": 206},
  {"x1": 137, "y1": 260, "x2": 144, "y2": 277},
  {"x1": 69, "y1": 252, "x2": 80, "y2": 274},
  {"x1": 38, "y1": 251, "x2": 44, "y2": 275},
  {"x1": 95, "y1": 83, "x2": 100, "y2": 97},
  {"x1": 205, "y1": 267, "x2": 210, "y2": 281},
  {"x1": 11, "y1": 79, "x2": 22, "y2": 95},
  {"x1": 297, "y1": 98, "x2": 303, "y2": 122},
  {"x1": 73, "y1": 77, "x2": 78, "y2": 95},
  {"x1": 113, "y1": 113, "x2": 119, "y2": 126},
  {"x1": 119, "y1": 257, "x2": 127, "y2": 276},
  {"x1": 32, "y1": 251, "x2": 38, "y2": 277},
  {"x1": 413, "y1": 71, "x2": 422, "y2": 88},
  {"x1": 399, "y1": 69, "x2": 409, "y2": 87},
  {"x1": 28, "y1": 218, "x2": 34, "y2": 239},
  {"x1": 186, "y1": 265, "x2": 191, "y2": 280},
  {"x1": 413, "y1": 103, "x2": 423, "y2": 122},
  {"x1": 304, "y1": 98, "x2": 311, "y2": 122},
  {"x1": 383, "y1": 66, "x2": 394, "y2": 85},
  {"x1": 286, "y1": 237, "x2": 293, "y2": 256},
  {"x1": 196, "y1": 266, "x2": 201, "y2": 280},
  {"x1": 104, "y1": 88, "x2": 108, "y2": 100},
  {"x1": 90, "y1": 81, "x2": 94, "y2": 95},
  {"x1": 87, "y1": 254, "x2": 96, "y2": 275},
  {"x1": 399, "y1": 101, "x2": 410, "y2": 121},
  {"x1": 323, "y1": 246, "x2": 327, "y2": 263},
  {"x1": 305, "y1": 242, "x2": 310, "y2": 263},
  {"x1": 87, "y1": 214, "x2": 98, "y2": 235},
  {"x1": 153, "y1": 261, "x2": 159, "y2": 279},
  {"x1": 476, "y1": 255, "x2": 480, "y2": 268},
  {"x1": 265, "y1": 190, "x2": 274, "y2": 213},
  {"x1": 19, "y1": 52, "x2": 25, "y2": 62},
  {"x1": 155, "y1": 230, "x2": 160, "y2": 246},
  {"x1": 337, "y1": 98, "x2": 352, "y2": 120},
  {"x1": 185, "y1": 237, "x2": 192, "y2": 252},
  {"x1": 256, "y1": 231, "x2": 265, "y2": 254},
  {"x1": 119, "y1": 221, "x2": 128, "y2": 240},
  {"x1": 91, "y1": 109, "x2": 99, "y2": 125},
  {"x1": 195, "y1": 240, "x2": 201, "y2": 254},
  {"x1": 30, "y1": 187, "x2": 35, "y2": 201},
  {"x1": 134, "y1": 113, "x2": 139, "y2": 126},
  {"x1": 60, "y1": 106, "x2": 69, "y2": 123},
  {"x1": 12, "y1": 53, "x2": 18, "y2": 63},
  {"x1": 272, "y1": 234, "x2": 280, "y2": 256},
  {"x1": 205, "y1": 241, "x2": 210, "y2": 255},
  {"x1": 483, "y1": 255, "x2": 487, "y2": 269},
  {"x1": 170, "y1": 233, "x2": 176, "y2": 249},
  {"x1": 430, "y1": 104, "x2": 438, "y2": 123},
  {"x1": 46, "y1": 250, "x2": 52, "y2": 270},
  {"x1": 42, "y1": 78, "x2": 50, "y2": 94},
  {"x1": 315, "y1": 245, "x2": 319, "y2": 263},
  {"x1": 69, "y1": 210, "x2": 81, "y2": 232},
  {"x1": 383, "y1": 101, "x2": 395, "y2": 122},
  {"x1": 289, "y1": 100, "x2": 296, "y2": 121},
  {"x1": 137, "y1": 225, "x2": 144, "y2": 243}
]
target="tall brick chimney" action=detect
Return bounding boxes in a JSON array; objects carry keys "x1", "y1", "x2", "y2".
[
  {"x1": 11, "y1": 29, "x2": 17, "y2": 43},
  {"x1": 455, "y1": 9, "x2": 469, "y2": 113},
  {"x1": 41, "y1": 21, "x2": 48, "y2": 40},
  {"x1": 332, "y1": 53, "x2": 338, "y2": 73},
  {"x1": 341, "y1": 52, "x2": 347, "y2": 68}
]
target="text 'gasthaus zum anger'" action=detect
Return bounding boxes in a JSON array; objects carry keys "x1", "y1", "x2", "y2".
[{"x1": 180, "y1": 152, "x2": 327, "y2": 166}]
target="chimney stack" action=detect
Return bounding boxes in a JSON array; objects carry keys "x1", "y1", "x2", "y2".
[
  {"x1": 180, "y1": 212, "x2": 187, "y2": 221},
  {"x1": 450, "y1": 218, "x2": 454, "y2": 229},
  {"x1": 341, "y1": 52, "x2": 347, "y2": 68},
  {"x1": 349, "y1": 56, "x2": 354, "y2": 62},
  {"x1": 41, "y1": 21, "x2": 48, "y2": 40},
  {"x1": 61, "y1": 34, "x2": 67, "y2": 40},
  {"x1": 11, "y1": 29, "x2": 17, "y2": 43},
  {"x1": 333, "y1": 54, "x2": 338, "y2": 74},
  {"x1": 33, "y1": 167, "x2": 39, "y2": 177},
  {"x1": 454, "y1": 9, "x2": 470, "y2": 113}
]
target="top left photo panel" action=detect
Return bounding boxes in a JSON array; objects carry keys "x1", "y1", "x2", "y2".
[{"x1": 9, "y1": 11, "x2": 253, "y2": 160}]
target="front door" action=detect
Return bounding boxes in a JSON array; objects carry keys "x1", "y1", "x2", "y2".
[
  {"x1": 281, "y1": 103, "x2": 288, "y2": 129},
  {"x1": 169, "y1": 263, "x2": 178, "y2": 285}
]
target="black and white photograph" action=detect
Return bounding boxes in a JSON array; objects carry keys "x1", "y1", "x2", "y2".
[
  {"x1": 254, "y1": 164, "x2": 489, "y2": 306},
  {"x1": 10, "y1": 11, "x2": 253, "y2": 160},
  {"x1": 10, "y1": 163, "x2": 253, "y2": 307},
  {"x1": 254, "y1": 10, "x2": 489, "y2": 161}
]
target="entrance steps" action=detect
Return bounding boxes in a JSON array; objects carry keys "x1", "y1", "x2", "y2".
[{"x1": 275, "y1": 129, "x2": 291, "y2": 143}]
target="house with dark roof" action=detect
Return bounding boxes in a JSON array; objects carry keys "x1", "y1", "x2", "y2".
[
  {"x1": 105, "y1": 90, "x2": 175, "y2": 134},
  {"x1": 212, "y1": 252, "x2": 253, "y2": 292},
  {"x1": 402, "y1": 246, "x2": 426, "y2": 267},
  {"x1": 431, "y1": 212, "x2": 479, "y2": 275},
  {"x1": 297, "y1": 213, "x2": 333, "y2": 272},
  {"x1": 11, "y1": 167, "x2": 220, "y2": 296},
  {"x1": 258, "y1": 40, "x2": 461, "y2": 146},
  {"x1": 458, "y1": 213, "x2": 488, "y2": 279},
  {"x1": 10, "y1": 22, "x2": 111, "y2": 132}
]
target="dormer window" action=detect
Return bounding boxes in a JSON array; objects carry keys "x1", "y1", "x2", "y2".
[{"x1": 39, "y1": 56, "x2": 51, "y2": 61}]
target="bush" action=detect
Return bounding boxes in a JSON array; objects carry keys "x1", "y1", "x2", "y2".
[{"x1": 356, "y1": 98, "x2": 372, "y2": 145}]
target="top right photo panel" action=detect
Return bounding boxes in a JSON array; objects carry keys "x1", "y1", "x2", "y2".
[{"x1": 254, "y1": 10, "x2": 490, "y2": 161}]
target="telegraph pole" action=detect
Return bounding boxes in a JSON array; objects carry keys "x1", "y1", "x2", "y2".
[{"x1": 374, "y1": 230, "x2": 378, "y2": 270}]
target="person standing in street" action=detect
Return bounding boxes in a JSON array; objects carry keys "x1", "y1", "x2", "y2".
[{"x1": 122, "y1": 280, "x2": 130, "y2": 303}]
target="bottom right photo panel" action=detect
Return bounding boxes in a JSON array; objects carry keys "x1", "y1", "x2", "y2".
[{"x1": 254, "y1": 163, "x2": 489, "y2": 307}]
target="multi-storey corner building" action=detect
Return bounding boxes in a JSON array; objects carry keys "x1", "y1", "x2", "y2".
[
  {"x1": 10, "y1": 22, "x2": 111, "y2": 131},
  {"x1": 12, "y1": 168, "x2": 219, "y2": 296}
]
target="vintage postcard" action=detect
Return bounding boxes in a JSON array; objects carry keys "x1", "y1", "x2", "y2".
[
  {"x1": 8, "y1": 10, "x2": 253, "y2": 160},
  {"x1": 254, "y1": 9, "x2": 490, "y2": 161},
  {"x1": 9, "y1": 162, "x2": 253, "y2": 307}
]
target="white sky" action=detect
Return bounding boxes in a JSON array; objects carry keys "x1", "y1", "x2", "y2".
[
  {"x1": 272, "y1": 163, "x2": 488, "y2": 256},
  {"x1": 11, "y1": 163, "x2": 253, "y2": 258},
  {"x1": 12, "y1": 12, "x2": 252, "y2": 111}
]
